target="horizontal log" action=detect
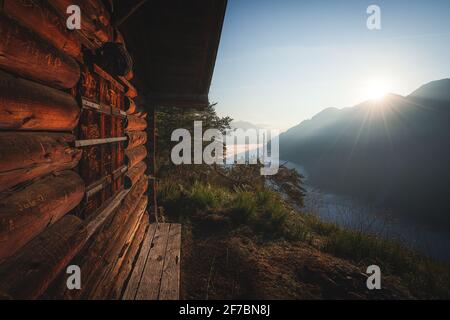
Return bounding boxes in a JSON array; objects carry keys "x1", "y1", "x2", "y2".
[
  {"x1": 112, "y1": 215, "x2": 149, "y2": 299},
  {"x1": 0, "y1": 171, "x2": 85, "y2": 261},
  {"x1": 44, "y1": 175, "x2": 147, "y2": 299},
  {"x1": 2, "y1": 0, "x2": 81, "y2": 58},
  {"x1": 125, "y1": 146, "x2": 147, "y2": 169},
  {"x1": 0, "y1": 13, "x2": 80, "y2": 89},
  {"x1": 119, "y1": 76, "x2": 138, "y2": 98},
  {"x1": 49, "y1": 0, "x2": 111, "y2": 45},
  {"x1": 125, "y1": 116, "x2": 147, "y2": 132},
  {"x1": 89, "y1": 195, "x2": 148, "y2": 299},
  {"x1": 124, "y1": 161, "x2": 147, "y2": 189},
  {"x1": 0, "y1": 70, "x2": 80, "y2": 131},
  {"x1": 125, "y1": 131, "x2": 147, "y2": 150},
  {"x1": 124, "y1": 98, "x2": 145, "y2": 116},
  {"x1": 0, "y1": 132, "x2": 82, "y2": 192},
  {"x1": 125, "y1": 70, "x2": 134, "y2": 81},
  {"x1": 0, "y1": 215, "x2": 87, "y2": 299},
  {"x1": 124, "y1": 97, "x2": 137, "y2": 114}
]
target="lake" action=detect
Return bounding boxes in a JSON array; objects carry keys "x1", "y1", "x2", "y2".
[{"x1": 283, "y1": 161, "x2": 450, "y2": 262}]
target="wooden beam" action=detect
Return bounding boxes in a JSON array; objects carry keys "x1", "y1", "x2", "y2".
[
  {"x1": 0, "y1": 13, "x2": 80, "y2": 89},
  {"x1": 0, "y1": 70, "x2": 80, "y2": 131},
  {"x1": 75, "y1": 137, "x2": 127, "y2": 147},
  {"x1": 125, "y1": 131, "x2": 147, "y2": 150},
  {"x1": 0, "y1": 171, "x2": 85, "y2": 261},
  {"x1": 1, "y1": 0, "x2": 81, "y2": 58},
  {"x1": 0, "y1": 215, "x2": 87, "y2": 299},
  {"x1": 0, "y1": 132, "x2": 81, "y2": 192},
  {"x1": 116, "y1": 0, "x2": 148, "y2": 27}
]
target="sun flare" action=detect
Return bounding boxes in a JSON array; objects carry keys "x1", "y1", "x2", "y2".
[{"x1": 361, "y1": 77, "x2": 392, "y2": 101}]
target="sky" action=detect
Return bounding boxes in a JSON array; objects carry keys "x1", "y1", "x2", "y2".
[{"x1": 209, "y1": 0, "x2": 450, "y2": 131}]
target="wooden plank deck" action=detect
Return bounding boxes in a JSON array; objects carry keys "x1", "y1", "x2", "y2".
[{"x1": 122, "y1": 223, "x2": 181, "y2": 300}]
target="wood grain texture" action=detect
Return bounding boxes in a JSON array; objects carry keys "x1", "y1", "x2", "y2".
[
  {"x1": 125, "y1": 131, "x2": 147, "y2": 150},
  {"x1": 89, "y1": 196, "x2": 148, "y2": 299},
  {"x1": 119, "y1": 76, "x2": 138, "y2": 98},
  {"x1": 0, "y1": 132, "x2": 82, "y2": 192},
  {"x1": 110, "y1": 216, "x2": 149, "y2": 299},
  {"x1": 122, "y1": 223, "x2": 157, "y2": 300},
  {"x1": 158, "y1": 224, "x2": 181, "y2": 300},
  {"x1": 124, "y1": 161, "x2": 147, "y2": 189},
  {"x1": 125, "y1": 145, "x2": 147, "y2": 169},
  {"x1": 0, "y1": 13, "x2": 80, "y2": 89},
  {"x1": 41, "y1": 175, "x2": 147, "y2": 299},
  {"x1": 135, "y1": 223, "x2": 171, "y2": 300},
  {"x1": 0, "y1": 215, "x2": 87, "y2": 299},
  {"x1": 125, "y1": 115, "x2": 147, "y2": 132},
  {"x1": 2, "y1": 0, "x2": 81, "y2": 58},
  {"x1": 0, "y1": 70, "x2": 80, "y2": 131},
  {"x1": 48, "y1": 0, "x2": 111, "y2": 45},
  {"x1": 0, "y1": 171, "x2": 85, "y2": 261}
]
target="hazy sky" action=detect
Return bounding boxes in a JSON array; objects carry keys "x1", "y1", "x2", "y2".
[{"x1": 209, "y1": 0, "x2": 450, "y2": 131}]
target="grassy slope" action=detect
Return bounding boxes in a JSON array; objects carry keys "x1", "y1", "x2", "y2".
[{"x1": 158, "y1": 173, "x2": 450, "y2": 300}]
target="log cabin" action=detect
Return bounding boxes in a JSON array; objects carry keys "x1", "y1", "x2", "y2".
[{"x1": 0, "y1": 0, "x2": 227, "y2": 300}]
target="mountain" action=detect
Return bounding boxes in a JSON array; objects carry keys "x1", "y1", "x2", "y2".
[
  {"x1": 279, "y1": 79, "x2": 450, "y2": 228},
  {"x1": 231, "y1": 120, "x2": 271, "y2": 130}
]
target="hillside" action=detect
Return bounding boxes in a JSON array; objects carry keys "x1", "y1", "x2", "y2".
[
  {"x1": 279, "y1": 79, "x2": 450, "y2": 229},
  {"x1": 158, "y1": 164, "x2": 450, "y2": 299}
]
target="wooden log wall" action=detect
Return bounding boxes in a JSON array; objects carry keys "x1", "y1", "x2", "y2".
[{"x1": 0, "y1": 0, "x2": 150, "y2": 299}]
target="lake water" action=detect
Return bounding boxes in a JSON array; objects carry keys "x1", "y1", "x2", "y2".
[{"x1": 283, "y1": 161, "x2": 450, "y2": 262}]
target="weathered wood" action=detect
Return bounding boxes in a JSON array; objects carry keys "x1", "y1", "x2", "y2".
[
  {"x1": 0, "y1": 13, "x2": 80, "y2": 89},
  {"x1": 135, "y1": 223, "x2": 171, "y2": 300},
  {"x1": 110, "y1": 216, "x2": 149, "y2": 299},
  {"x1": 85, "y1": 189, "x2": 130, "y2": 240},
  {"x1": 2, "y1": 0, "x2": 81, "y2": 58},
  {"x1": 43, "y1": 175, "x2": 147, "y2": 299},
  {"x1": 125, "y1": 115, "x2": 147, "y2": 132},
  {"x1": 124, "y1": 97, "x2": 144, "y2": 115},
  {"x1": 122, "y1": 223, "x2": 181, "y2": 300},
  {"x1": 124, "y1": 161, "x2": 147, "y2": 189},
  {"x1": 159, "y1": 224, "x2": 181, "y2": 300},
  {"x1": 122, "y1": 224, "x2": 157, "y2": 300},
  {"x1": 119, "y1": 76, "x2": 138, "y2": 98},
  {"x1": 0, "y1": 171, "x2": 85, "y2": 261},
  {"x1": 124, "y1": 97, "x2": 135, "y2": 114},
  {"x1": 89, "y1": 196, "x2": 148, "y2": 299},
  {"x1": 0, "y1": 132, "x2": 82, "y2": 192},
  {"x1": 75, "y1": 175, "x2": 147, "y2": 298},
  {"x1": 125, "y1": 131, "x2": 147, "y2": 150},
  {"x1": 0, "y1": 215, "x2": 87, "y2": 299},
  {"x1": 0, "y1": 71, "x2": 80, "y2": 131},
  {"x1": 48, "y1": 0, "x2": 111, "y2": 45},
  {"x1": 125, "y1": 145, "x2": 147, "y2": 169}
]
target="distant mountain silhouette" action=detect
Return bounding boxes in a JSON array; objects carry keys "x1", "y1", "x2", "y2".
[
  {"x1": 231, "y1": 120, "x2": 271, "y2": 130},
  {"x1": 280, "y1": 79, "x2": 450, "y2": 229}
]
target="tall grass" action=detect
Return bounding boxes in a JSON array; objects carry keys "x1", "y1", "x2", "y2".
[{"x1": 159, "y1": 177, "x2": 450, "y2": 298}]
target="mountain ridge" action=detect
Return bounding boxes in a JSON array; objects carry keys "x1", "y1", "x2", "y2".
[{"x1": 279, "y1": 78, "x2": 450, "y2": 229}]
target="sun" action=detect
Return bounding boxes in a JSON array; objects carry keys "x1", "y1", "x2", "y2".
[{"x1": 361, "y1": 77, "x2": 392, "y2": 101}]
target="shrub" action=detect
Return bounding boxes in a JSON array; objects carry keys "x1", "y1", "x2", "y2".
[{"x1": 230, "y1": 191, "x2": 257, "y2": 223}]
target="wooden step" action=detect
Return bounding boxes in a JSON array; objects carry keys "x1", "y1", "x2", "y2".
[{"x1": 122, "y1": 223, "x2": 181, "y2": 300}]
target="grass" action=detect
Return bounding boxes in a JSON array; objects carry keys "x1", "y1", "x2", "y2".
[{"x1": 159, "y1": 176, "x2": 450, "y2": 299}]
